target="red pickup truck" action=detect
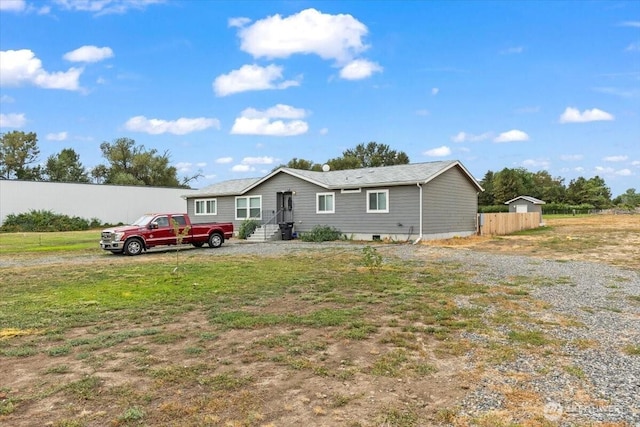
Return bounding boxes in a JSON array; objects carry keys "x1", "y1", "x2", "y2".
[{"x1": 99, "y1": 213, "x2": 234, "y2": 256}]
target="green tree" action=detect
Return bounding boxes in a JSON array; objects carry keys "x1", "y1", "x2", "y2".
[
  {"x1": 0, "y1": 130, "x2": 42, "y2": 180},
  {"x1": 566, "y1": 176, "x2": 611, "y2": 208},
  {"x1": 273, "y1": 158, "x2": 323, "y2": 171},
  {"x1": 531, "y1": 170, "x2": 565, "y2": 203},
  {"x1": 343, "y1": 142, "x2": 410, "y2": 168},
  {"x1": 478, "y1": 170, "x2": 495, "y2": 205},
  {"x1": 492, "y1": 168, "x2": 528, "y2": 204},
  {"x1": 326, "y1": 155, "x2": 361, "y2": 171},
  {"x1": 613, "y1": 188, "x2": 640, "y2": 208},
  {"x1": 96, "y1": 137, "x2": 199, "y2": 187},
  {"x1": 44, "y1": 148, "x2": 90, "y2": 182}
]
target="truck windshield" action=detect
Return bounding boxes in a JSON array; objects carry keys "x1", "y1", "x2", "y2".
[{"x1": 131, "y1": 215, "x2": 155, "y2": 226}]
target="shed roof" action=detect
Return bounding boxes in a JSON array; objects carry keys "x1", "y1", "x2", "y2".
[
  {"x1": 187, "y1": 160, "x2": 483, "y2": 198},
  {"x1": 504, "y1": 195, "x2": 546, "y2": 205}
]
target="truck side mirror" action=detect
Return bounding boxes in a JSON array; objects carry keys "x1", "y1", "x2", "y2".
[{"x1": 149, "y1": 222, "x2": 158, "y2": 229}]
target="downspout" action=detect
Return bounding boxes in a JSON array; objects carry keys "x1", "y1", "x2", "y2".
[{"x1": 414, "y1": 182, "x2": 423, "y2": 244}]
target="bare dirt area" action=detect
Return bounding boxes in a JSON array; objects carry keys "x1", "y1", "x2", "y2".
[{"x1": 425, "y1": 214, "x2": 640, "y2": 270}]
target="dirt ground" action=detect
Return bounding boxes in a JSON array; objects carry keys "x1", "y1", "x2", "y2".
[{"x1": 425, "y1": 214, "x2": 640, "y2": 270}]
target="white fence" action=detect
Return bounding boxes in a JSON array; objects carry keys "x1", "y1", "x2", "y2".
[{"x1": 0, "y1": 180, "x2": 198, "y2": 226}]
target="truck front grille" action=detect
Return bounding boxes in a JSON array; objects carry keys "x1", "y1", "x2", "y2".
[{"x1": 101, "y1": 232, "x2": 113, "y2": 241}]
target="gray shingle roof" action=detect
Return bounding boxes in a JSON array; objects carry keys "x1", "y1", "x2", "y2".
[{"x1": 188, "y1": 160, "x2": 482, "y2": 198}]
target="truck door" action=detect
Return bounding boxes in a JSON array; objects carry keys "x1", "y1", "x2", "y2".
[{"x1": 147, "y1": 215, "x2": 174, "y2": 246}]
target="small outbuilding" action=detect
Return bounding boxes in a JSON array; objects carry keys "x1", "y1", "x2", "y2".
[{"x1": 504, "y1": 196, "x2": 546, "y2": 214}]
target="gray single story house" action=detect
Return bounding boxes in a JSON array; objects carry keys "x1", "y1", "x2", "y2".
[
  {"x1": 184, "y1": 160, "x2": 484, "y2": 242},
  {"x1": 504, "y1": 196, "x2": 546, "y2": 215}
]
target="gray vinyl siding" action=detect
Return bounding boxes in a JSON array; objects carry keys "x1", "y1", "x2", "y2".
[{"x1": 423, "y1": 167, "x2": 479, "y2": 235}]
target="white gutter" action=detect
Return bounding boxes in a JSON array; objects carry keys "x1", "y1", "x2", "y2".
[{"x1": 414, "y1": 182, "x2": 423, "y2": 245}]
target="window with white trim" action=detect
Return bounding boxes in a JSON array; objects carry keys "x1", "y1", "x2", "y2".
[
  {"x1": 367, "y1": 189, "x2": 389, "y2": 213},
  {"x1": 194, "y1": 199, "x2": 217, "y2": 215},
  {"x1": 236, "y1": 196, "x2": 262, "y2": 220},
  {"x1": 316, "y1": 192, "x2": 335, "y2": 214}
]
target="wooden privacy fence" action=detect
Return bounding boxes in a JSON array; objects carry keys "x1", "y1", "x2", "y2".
[{"x1": 477, "y1": 212, "x2": 542, "y2": 236}]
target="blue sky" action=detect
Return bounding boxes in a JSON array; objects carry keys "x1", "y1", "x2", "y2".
[{"x1": 0, "y1": 0, "x2": 638, "y2": 197}]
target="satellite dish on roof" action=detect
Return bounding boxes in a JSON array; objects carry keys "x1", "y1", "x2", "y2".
[{"x1": 322, "y1": 164, "x2": 330, "y2": 172}]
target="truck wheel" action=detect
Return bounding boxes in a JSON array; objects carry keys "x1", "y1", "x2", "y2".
[
  {"x1": 208, "y1": 233, "x2": 223, "y2": 248},
  {"x1": 192, "y1": 242, "x2": 204, "y2": 248},
  {"x1": 124, "y1": 238, "x2": 144, "y2": 256}
]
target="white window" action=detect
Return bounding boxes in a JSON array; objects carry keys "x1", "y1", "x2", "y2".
[
  {"x1": 367, "y1": 189, "x2": 389, "y2": 213},
  {"x1": 236, "y1": 196, "x2": 262, "y2": 220},
  {"x1": 195, "y1": 199, "x2": 217, "y2": 215},
  {"x1": 316, "y1": 192, "x2": 335, "y2": 214}
]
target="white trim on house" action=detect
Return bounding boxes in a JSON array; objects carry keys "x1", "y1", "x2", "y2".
[
  {"x1": 366, "y1": 189, "x2": 389, "y2": 213},
  {"x1": 341, "y1": 188, "x2": 361, "y2": 194},
  {"x1": 316, "y1": 192, "x2": 335, "y2": 214}
]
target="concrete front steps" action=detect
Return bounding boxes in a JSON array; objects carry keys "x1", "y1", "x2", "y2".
[{"x1": 246, "y1": 224, "x2": 280, "y2": 242}]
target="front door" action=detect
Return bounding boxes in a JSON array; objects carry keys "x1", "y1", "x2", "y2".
[{"x1": 277, "y1": 191, "x2": 294, "y2": 223}]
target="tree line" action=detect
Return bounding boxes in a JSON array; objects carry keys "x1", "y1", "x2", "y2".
[
  {"x1": 0, "y1": 131, "x2": 200, "y2": 188},
  {"x1": 1, "y1": 131, "x2": 637, "y2": 207}
]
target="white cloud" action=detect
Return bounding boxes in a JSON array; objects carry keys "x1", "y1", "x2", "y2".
[
  {"x1": 241, "y1": 104, "x2": 306, "y2": 119},
  {"x1": 231, "y1": 164, "x2": 254, "y2": 172},
  {"x1": 0, "y1": 95, "x2": 15, "y2": 103},
  {"x1": 494, "y1": 129, "x2": 529, "y2": 143},
  {"x1": 595, "y1": 166, "x2": 615, "y2": 174},
  {"x1": 603, "y1": 155, "x2": 628, "y2": 162},
  {"x1": 559, "y1": 107, "x2": 614, "y2": 123},
  {"x1": 415, "y1": 109, "x2": 430, "y2": 116},
  {"x1": 632, "y1": 160, "x2": 640, "y2": 166},
  {"x1": 46, "y1": 131, "x2": 68, "y2": 141},
  {"x1": 500, "y1": 46, "x2": 524, "y2": 54},
  {"x1": 0, "y1": 113, "x2": 26, "y2": 128},
  {"x1": 230, "y1": 104, "x2": 309, "y2": 136},
  {"x1": 339, "y1": 59, "x2": 382, "y2": 80},
  {"x1": 213, "y1": 64, "x2": 299, "y2": 97},
  {"x1": 451, "y1": 131, "x2": 492, "y2": 143},
  {"x1": 216, "y1": 157, "x2": 233, "y2": 164},
  {"x1": 64, "y1": 45, "x2": 114, "y2": 63},
  {"x1": 615, "y1": 169, "x2": 632, "y2": 176},
  {"x1": 175, "y1": 162, "x2": 192, "y2": 172},
  {"x1": 53, "y1": 0, "x2": 165, "y2": 15},
  {"x1": 0, "y1": 49, "x2": 82, "y2": 90},
  {"x1": 241, "y1": 156, "x2": 275, "y2": 165},
  {"x1": 124, "y1": 115, "x2": 221, "y2": 135},
  {"x1": 196, "y1": 162, "x2": 206, "y2": 168},
  {"x1": 522, "y1": 158, "x2": 550, "y2": 169},
  {"x1": 431, "y1": 87, "x2": 439, "y2": 95},
  {"x1": 319, "y1": 127, "x2": 329, "y2": 135},
  {"x1": 626, "y1": 42, "x2": 640, "y2": 52},
  {"x1": 560, "y1": 154, "x2": 584, "y2": 161},
  {"x1": 228, "y1": 17, "x2": 251, "y2": 28},
  {"x1": 620, "y1": 21, "x2": 640, "y2": 28},
  {"x1": 204, "y1": 174, "x2": 217, "y2": 179},
  {"x1": 235, "y1": 8, "x2": 369, "y2": 64},
  {"x1": 0, "y1": 0, "x2": 25, "y2": 11},
  {"x1": 423, "y1": 146, "x2": 451, "y2": 157}
]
